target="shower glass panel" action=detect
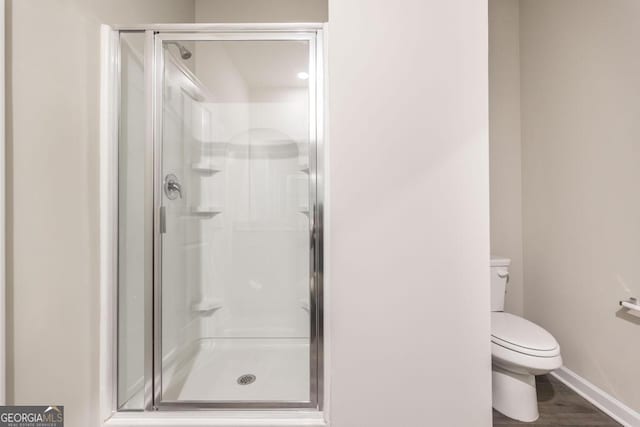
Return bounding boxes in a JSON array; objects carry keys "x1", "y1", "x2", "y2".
[
  {"x1": 154, "y1": 33, "x2": 319, "y2": 407},
  {"x1": 117, "y1": 31, "x2": 147, "y2": 411}
]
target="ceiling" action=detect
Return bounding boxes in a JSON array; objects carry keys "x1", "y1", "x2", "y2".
[{"x1": 194, "y1": 40, "x2": 310, "y2": 90}]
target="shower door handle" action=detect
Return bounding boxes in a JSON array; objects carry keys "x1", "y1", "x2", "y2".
[
  {"x1": 310, "y1": 205, "x2": 316, "y2": 247},
  {"x1": 160, "y1": 206, "x2": 167, "y2": 234},
  {"x1": 164, "y1": 173, "x2": 182, "y2": 200}
]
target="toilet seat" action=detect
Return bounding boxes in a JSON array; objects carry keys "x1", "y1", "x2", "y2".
[
  {"x1": 491, "y1": 312, "x2": 560, "y2": 358},
  {"x1": 491, "y1": 312, "x2": 562, "y2": 377}
]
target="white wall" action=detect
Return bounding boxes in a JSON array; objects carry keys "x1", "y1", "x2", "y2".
[
  {"x1": 6, "y1": 1, "x2": 195, "y2": 426},
  {"x1": 520, "y1": 0, "x2": 640, "y2": 411},
  {"x1": 195, "y1": 0, "x2": 327, "y2": 23},
  {"x1": 327, "y1": 0, "x2": 492, "y2": 426},
  {"x1": 489, "y1": 0, "x2": 524, "y2": 315}
]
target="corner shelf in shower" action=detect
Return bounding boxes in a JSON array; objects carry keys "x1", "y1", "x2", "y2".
[
  {"x1": 191, "y1": 161, "x2": 222, "y2": 175},
  {"x1": 190, "y1": 206, "x2": 222, "y2": 218},
  {"x1": 298, "y1": 159, "x2": 310, "y2": 173},
  {"x1": 191, "y1": 298, "x2": 223, "y2": 314}
]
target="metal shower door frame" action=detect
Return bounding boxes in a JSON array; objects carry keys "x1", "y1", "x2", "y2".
[{"x1": 146, "y1": 26, "x2": 324, "y2": 411}]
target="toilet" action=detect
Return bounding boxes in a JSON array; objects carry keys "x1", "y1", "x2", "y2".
[{"x1": 491, "y1": 256, "x2": 562, "y2": 422}]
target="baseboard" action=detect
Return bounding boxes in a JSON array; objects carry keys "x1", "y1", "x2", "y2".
[{"x1": 550, "y1": 367, "x2": 640, "y2": 427}]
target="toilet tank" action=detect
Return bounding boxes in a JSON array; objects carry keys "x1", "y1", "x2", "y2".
[{"x1": 490, "y1": 256, "x2": 511, "y2": 311}]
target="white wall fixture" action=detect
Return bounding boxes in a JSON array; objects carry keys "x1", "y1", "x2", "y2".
[{"x1": 489, "y1": 257, "x2": 562, "y2": 422}]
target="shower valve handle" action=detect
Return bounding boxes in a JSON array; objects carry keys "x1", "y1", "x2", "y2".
[{"x1": 164, "y1": 174, "x2": 182, "y2": 200}]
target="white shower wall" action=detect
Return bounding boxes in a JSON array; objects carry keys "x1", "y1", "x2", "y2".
[
  {"x1": 168, "y1": 42, "x2": 312, "y2": 347},
  {"x1": 161, "y1": 57, "x2": 205, "y2": 370}
]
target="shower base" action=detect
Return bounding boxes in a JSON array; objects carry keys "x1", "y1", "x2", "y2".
[
  {"x1": 121, "y1": 337, "x2": 310, "y2": 408},
  {"x1": 165, "y1": 337, "x2": 310, "y2": 402}
]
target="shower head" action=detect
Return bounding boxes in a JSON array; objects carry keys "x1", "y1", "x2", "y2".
[
  {"x1": 165, "y1": 41, "x2": 192, "y2": 60},
  {"x1": 178, "y1": 44, "x2": 192, "y2": 60}
]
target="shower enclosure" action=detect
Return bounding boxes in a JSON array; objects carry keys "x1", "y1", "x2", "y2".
[{"x1": 112, "y1": 25, "x2": 324, "y2": 411}]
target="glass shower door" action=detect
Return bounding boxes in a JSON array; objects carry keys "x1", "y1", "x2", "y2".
[{"x1": 153, "y1": 32, "x2": 320, "y2": 408}]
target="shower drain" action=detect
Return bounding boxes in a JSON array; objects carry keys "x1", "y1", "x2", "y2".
[{"x1": 237, "y1": 374, "x2": 256, "y2": 385}]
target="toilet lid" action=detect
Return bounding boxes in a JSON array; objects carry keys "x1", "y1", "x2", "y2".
[{"x1": 491, "y1": 312, "x2": 559, "y2": 356}]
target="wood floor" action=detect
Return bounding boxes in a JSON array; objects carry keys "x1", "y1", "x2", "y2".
[{"x1": 493, "y1": 375, "x2": 621, "y2": 426}]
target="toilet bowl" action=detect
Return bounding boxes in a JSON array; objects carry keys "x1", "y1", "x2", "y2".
[{"x1": 490, "y1": 257, "x2": 562, "y2": 422}]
